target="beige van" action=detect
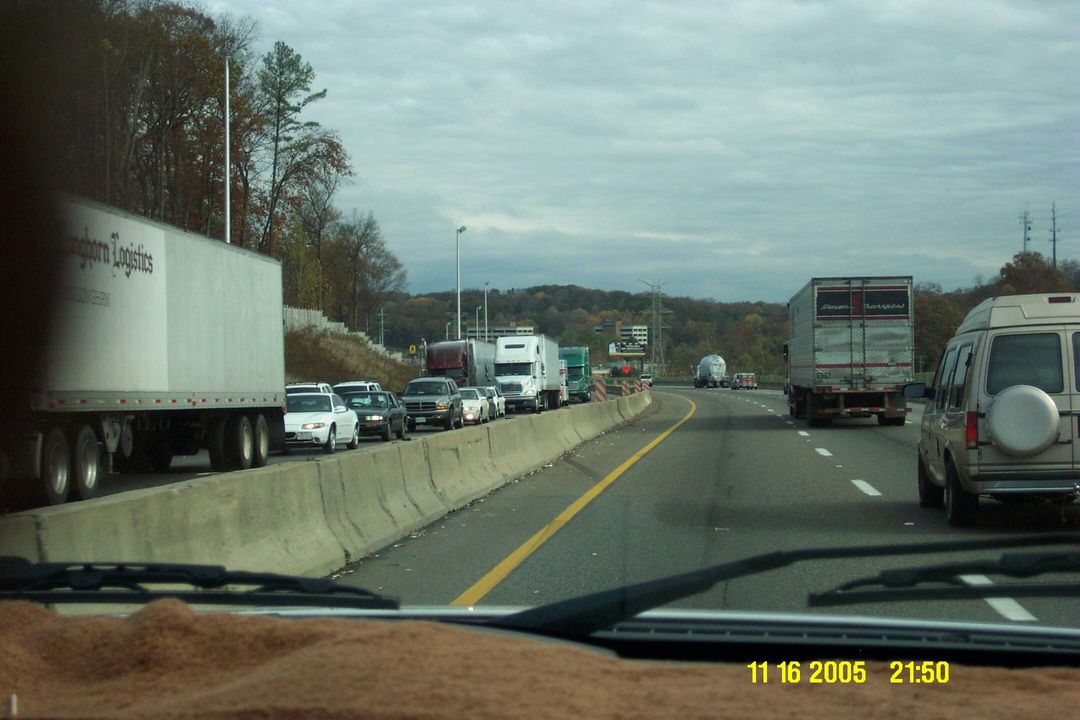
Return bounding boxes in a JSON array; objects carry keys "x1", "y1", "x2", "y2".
[{"x1": 911, "y1": 293, "x2": 1080, "y2": 526}]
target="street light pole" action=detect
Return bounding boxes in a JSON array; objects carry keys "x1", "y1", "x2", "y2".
[
  {"x1": 483, "y1": 281, "x2": 489, "y2": 342},
  {"x1": 475, "y1": 306, "x2": 481, "y2": 338},
  {"x1": 455, "y1": 226, "x2": 467, "y2": 340},
  {"x1": 224, "y1": 56, "x2": 231, "y2": 244},
  {"x1": 223, "y1": 50, "x2": 244, "y2": 244},
  {"x1": 445, "y1": 321, "x2": 451, "y2": 341}
]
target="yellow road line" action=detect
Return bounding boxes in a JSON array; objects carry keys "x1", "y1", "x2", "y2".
[{"x1": 451, "y1": 395, "x2": 698, "y2": 606}]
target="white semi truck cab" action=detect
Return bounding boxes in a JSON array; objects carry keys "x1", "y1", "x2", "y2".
[{"x1": 495, "y1": 334, "x2": 562, "y2": 413}]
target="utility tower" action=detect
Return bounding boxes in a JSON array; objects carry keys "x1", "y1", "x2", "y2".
[
  {"x1": 379, "y1": 307, "x2": 387, "y2": 347},
  {"x1": 1050, "y1": 202, "x2": 1059, "y2": 268},
  {"x1": 1020, "y1": 208, "x2": 1032, "y2": 252},
  {"x1": 640, "y1": 280, "x2": 673, "y2": 376}
]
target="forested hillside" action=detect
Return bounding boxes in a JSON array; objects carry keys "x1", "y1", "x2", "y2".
[{"x1": 379, "y1": 252, "x2": 1080, "y2": 376}]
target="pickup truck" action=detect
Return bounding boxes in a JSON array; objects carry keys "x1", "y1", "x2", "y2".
[{"x1": 401, "y1": 377, "x2": 462, "y2": 431}]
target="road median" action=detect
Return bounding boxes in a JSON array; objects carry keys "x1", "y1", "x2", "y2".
[{"x1": 0, "y1": 392, "x2": 653, "y2": 577}]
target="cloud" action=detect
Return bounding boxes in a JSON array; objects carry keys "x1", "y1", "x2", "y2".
[{"x1": 210, "y1": 0, "x2": 1080, "y2": 301}]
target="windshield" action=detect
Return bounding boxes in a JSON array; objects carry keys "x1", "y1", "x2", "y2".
[
  {"x1": 7, "y1": 0, "x2": 1080, "y2": 701},
  {"x1": 405, "y1": 381, "x2": 448, "y2": 396},
  {"x1": 495, "y1": 362, "x2": 532, "y2": 376},
  {"x1": 286, "y1": 395, "x2": 332, "y2": 413},
  {"x1": 344, "y1": 392, "x2": 389, "y2": 409}
]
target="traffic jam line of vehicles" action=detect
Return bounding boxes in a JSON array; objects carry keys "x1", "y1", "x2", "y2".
[
  {"x1": 7, "y1": 198, "x2": 288, "y2": 507},
  {"x1": 1, "y1": 198, "x2": 591, "y2": 508}
]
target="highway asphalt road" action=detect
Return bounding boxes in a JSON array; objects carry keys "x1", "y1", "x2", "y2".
[{"x1": 336, "y1": 388, "x2": 1080, "y2": 628}]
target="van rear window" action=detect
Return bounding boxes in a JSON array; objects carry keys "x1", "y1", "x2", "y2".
[{"x1": 986, "y1": 333, "x2": 1063, "y2": 395}]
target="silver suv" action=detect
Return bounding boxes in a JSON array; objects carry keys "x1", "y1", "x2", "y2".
[
  {"x1": 911, "y1": 293, "x2": 1080, "y2": 526},
  {"x1": 401, "y1": 377, "x2": 463, "y2": 431}
]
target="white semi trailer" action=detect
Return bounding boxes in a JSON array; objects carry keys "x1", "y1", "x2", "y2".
[
  {"x1": 785, "y1": 276, "x2": 914, "y2": 427},
  {"x1": 3, "y1": 197, "x2": 286, "y2": 505}
]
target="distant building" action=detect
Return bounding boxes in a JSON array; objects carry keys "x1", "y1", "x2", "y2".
[
  {"x1": 594, "y1": 319, "x2": 648, "y2": 345},
  {"x1": 465, "y1": 324, "x2": 534, "y2": 341},
  {"x1": 620, "y1": 324, "x2": 649, "y2": 344},
  {"x1": 593, "y1": 319, "x2": 616, "y2": 332}
]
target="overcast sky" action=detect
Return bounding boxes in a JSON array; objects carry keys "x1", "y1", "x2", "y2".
[{"x1": 210, "y1": 0, "x2": 1079, "y2": 302}]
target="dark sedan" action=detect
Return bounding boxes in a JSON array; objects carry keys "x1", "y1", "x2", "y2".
[{"x1": 341, "y1": 391, "x2": 407, "y2": 442}]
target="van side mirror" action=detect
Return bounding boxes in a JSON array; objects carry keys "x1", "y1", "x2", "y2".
[
  {"x1": 902, "y1": 383, "x2": 927, "y2": 399},
  {"x1": 782, "y1": 342, "x2": 789, "y2": 361}
]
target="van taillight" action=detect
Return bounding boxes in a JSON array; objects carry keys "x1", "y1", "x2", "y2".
[{"x1": 966, "y1": 412, "x2": 978, "y2": 449}]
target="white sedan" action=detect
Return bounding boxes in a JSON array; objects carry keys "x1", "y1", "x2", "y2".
[
  {"x1": 284, "y1": 393, "x2": 359, "y2": 453},
  {"x1": 486, "y1": 386, "x2": 506, "y2": 417},
  {"x1": 459, "y1": 388, "x2": 490, "y2": 425}
]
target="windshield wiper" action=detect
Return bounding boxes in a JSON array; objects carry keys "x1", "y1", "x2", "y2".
[
  {"x1": 488, "y1": 533, "x2": 1080, "y2": 637},
  {"x1": 809, "y1": 551, "x2": 1080, "y2": 608},
  {"x1": 0, "y1": 557, "x2": 399, "y2": 610}
]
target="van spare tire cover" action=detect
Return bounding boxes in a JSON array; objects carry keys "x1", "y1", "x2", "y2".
[{"x1": 986, "y1": 385, "x2": 1059, "y2": 457}]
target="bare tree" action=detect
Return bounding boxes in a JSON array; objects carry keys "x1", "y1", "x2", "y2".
[
  {"x1": 326, "y1": 211, "x2": 407, "y2": 331},
  {"x1": 254, "y1": 41, "x2": 326, "y2": 256},
  {"x1": 294, "y1": 156, "x2": 352, "y2": 308}
]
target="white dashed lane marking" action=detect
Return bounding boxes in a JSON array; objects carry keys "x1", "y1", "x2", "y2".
[
  {"x1": 815, "y1": 448, "x2": 833, "y2": 457},
  {"x1": 959, "y1": 574, "x2": 1038, "y2": 622},
  {"x1": 798, "y1": 431, "x2": 810, "y2": 437},
  {"x1": 851, "y1": 479, "x2": 881, "y2": 496}
]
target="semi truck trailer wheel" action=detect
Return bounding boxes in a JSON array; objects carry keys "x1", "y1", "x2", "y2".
[
  {"x1": 207, "y1": 417, "x2": 229, "y2": 471},
  {"x1": 41, "y1": 427, "x2": 71, "y2": 505},
  {"x1": 69, "y1": 424, "x2": 101, "y2": 501},
  {"x1": 807, "y1": 395, "x2": 831, "y2": 427},
  {"x1": 251, "y1": 414, "x2": 271, "y2": 467},
  {"x1": 226, "y1": 415, "x2": 254, "y2": 469}
]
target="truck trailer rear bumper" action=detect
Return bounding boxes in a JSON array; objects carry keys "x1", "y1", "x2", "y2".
[{"x1": 820, "y1": 407, "x2": 912, "y2": 416}]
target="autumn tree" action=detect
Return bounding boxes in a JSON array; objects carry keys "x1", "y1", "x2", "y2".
[
  {"x1": 913, "y1": 285, "x2": 963, "y2": 373},
  {"x1": 1055, "y1": 258, "x2": 1080, "y2": 292},
  {"x1": 998, "y1": 252, "x2": 1071, "y2": 295}
]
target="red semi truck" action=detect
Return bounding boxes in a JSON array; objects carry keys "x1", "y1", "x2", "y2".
[{"x1": 424, "y1": 340, "x2": 497, "y2": 387}]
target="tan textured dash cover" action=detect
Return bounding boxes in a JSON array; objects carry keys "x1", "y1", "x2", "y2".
[{"x1": 1, "y1": 599, "x2": 1078, "y2": 719}]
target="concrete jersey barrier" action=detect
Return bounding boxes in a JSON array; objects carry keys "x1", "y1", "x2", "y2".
[{"x1": 0, "y1": 390, "x2": 654, "y2": 577}]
